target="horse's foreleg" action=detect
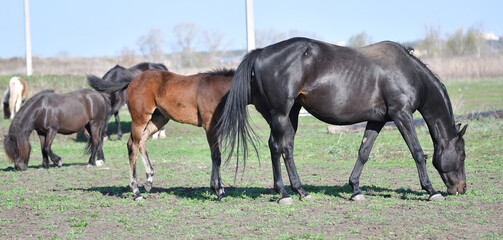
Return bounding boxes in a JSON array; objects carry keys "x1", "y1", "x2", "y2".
[
  {"x1": 349, "y1": 121, "x2": 385, "y2": 201},
  {"x1": 392, "y1": 112, "x2": 443, "y2": 201},
  {"x1": 114, "y1": 112, "x2": 122, "y2": 140},
  {"x1": 37, "y1": 133, "x2": 50, "y2": 168},
  {"x1": 42, "y1": 128, "x2": 62, "y2": 167},
  {"x1": 206, "y1": 131, "x2": 226, "y2": 201}
]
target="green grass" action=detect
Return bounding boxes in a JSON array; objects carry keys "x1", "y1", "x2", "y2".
[{"x1": 0, "y1": 75, "x2": 502, "y2": 239}]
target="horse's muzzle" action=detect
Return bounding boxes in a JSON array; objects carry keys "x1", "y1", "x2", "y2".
[
  {"x1": 15, "y1": 163, "x2": 28, "y2": 171},
  {"x1": 447, "y1": 180, "x2": 466, "y2": 195}
]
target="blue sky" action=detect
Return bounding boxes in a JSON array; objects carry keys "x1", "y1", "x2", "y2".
[{"x1": 1, "y1": 0, "x2": 502, "y2": 58}]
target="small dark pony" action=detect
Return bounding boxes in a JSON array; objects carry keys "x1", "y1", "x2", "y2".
[
  {"x1": 3, "y1": 89, "x2": 111, "y2": 170},
  {"x1": 87, "y1": 62, "x2": 168, "y2": 140},
  {"x1": 88, "y1": 68, "x2": 245, "y2": 201},
  {"x1": 217, "y1": 37, "x2": 468, "y2": 204}
]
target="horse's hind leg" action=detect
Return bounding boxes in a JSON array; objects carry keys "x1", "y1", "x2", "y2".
[
  {"x1": 128, "y1": 124, "x2": 144, "y2": 200},
  {"x1": 349, "y1": 121, "x2": 385, "y2": 201},
  {"x1": 87, "y1": 121, "x2": 105, "y2": 166},
  {"x1": 206, "y1": 129, "x2": 226, "y2": 201},
  {"x1": 269, "y1": 111, "x2": 306, "y2": 205},
  {"x1": 139, "y1": 112, "x2": 169, "y2": 193}
]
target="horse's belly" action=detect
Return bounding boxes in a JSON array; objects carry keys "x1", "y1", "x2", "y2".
[{"x1": 304, "y1": 104, "x2": 387, "y2": 125}]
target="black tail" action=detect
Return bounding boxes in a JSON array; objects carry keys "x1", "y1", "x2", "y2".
[
  {"x1": 87, "y1": 75, "x2": 131, "y2": 94},
  {"x1": 216, "y1": 49, "x2": 262, "y2": 177},
  {"x1": 84, "y1": 93, "x2": 111, "y2": 156}
]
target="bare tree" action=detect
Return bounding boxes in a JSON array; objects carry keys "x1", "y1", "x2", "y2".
[
  {"x1": 117, "y1": 46, "x2": 136, "y2": 67},
  {"x1": 173, "y1": 23, "x2": 200, "y2": 68},
  {"x1": 203, "y1": 30, "x2": 231, "y2": 65},
  {"x1": 137, "y1": 28, "x2": 165, "y2": 62},
  {"x1": 420, "y1": 25, "x2": 443, "y2": 57},
  {"x1": 347, "y1": 32, "x2": 373, "y2": 47},
  {"x1": 446, "y1": 26, "x2": 489, "y2": 57}
]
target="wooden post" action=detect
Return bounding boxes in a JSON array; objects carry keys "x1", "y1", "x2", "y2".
[
  {"x1": 245, "y1": 0, "x2": 255, "y2": 52},
  {"x1": 24, "y1": 0, "x2": 33, "y2": 76}
]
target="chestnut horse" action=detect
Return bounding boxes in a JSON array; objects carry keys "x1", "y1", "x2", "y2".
[
  {"x1": 87, "y1": 62, "x2": 167, "y2": 140},
  {"x1": 3, "y1": 89, "x2": 110, "y2": 170},
  {"x1": 217, "y1": 37, "x2": 468, "y2": 204},
  {"x1": 3, "y1": 76, "x2": 29, "y2": 119},
  {"x1": 88, "y1": 69, "x2": 256, "y2": 201}
]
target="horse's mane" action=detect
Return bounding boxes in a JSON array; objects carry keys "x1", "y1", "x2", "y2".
[
  {"x1": 203, "y1": 68, "x2": 235, "y2": 77},
  {"x1": 401, "y1": 44, "x2": 454, "y2": 117}
]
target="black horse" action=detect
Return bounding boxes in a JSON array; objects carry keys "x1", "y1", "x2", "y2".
[
  {"x1": 217, "y1": 37, "x2": 468, "y2": 204},
  {"x1": 3, "y1": 89, "x2": 111, "y2": 170},
  {"x1": 88, "y1": 62, "x2": 168, "y2": 140}
]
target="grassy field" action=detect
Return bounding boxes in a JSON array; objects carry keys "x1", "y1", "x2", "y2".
[{"x1": 0, "y1": 75, "x2": 502, "y2": 239}]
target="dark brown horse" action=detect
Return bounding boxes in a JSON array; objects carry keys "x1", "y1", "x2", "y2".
[
  {"x1": 88, "y1": 68, "x2": 241, "y2": 201},
  {"x1": 87, "y1": 62, "x2": 167, "y2": 140},
  {"x1": 217, "y1": 37, "x2": 468, "y2": 204},
  {"x1": 3, "y1": 89, "x2": 110, "y2": 170}
]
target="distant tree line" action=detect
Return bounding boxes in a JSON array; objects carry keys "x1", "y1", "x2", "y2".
[
  {"x1": 130, "y1": 23, "x2": 502, "y2": 69},
  {"x1": 348, "y1": 25, "x2": 502, "y2": 58}
]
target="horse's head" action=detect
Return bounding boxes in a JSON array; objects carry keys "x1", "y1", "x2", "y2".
[
  {"x1": 433, "y1": 124, "x2": 468, "y2": 195},
  {"x1": 3, "y1": 133, "x2": 31, "y2": 171}
]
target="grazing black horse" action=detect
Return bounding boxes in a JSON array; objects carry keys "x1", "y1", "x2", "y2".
[
  {"x1": 217, "y1": 37, "x2": 468, "y2": 204},
  {"x1": 3, "y1": 89, "x2": 110, "y2": 170},
  {"x1": 88, "y1": 62, "x2": 167, "y2": 140}
]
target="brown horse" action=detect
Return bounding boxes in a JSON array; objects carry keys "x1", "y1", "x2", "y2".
[{"x1": 88, "y1": 68, "x2": 254, "y2": 200}]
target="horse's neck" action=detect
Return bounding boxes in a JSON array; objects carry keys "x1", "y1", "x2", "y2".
[
  {"x1": 419, "y1": 81, "x2": 457, "y2": 144},
  {"x1": 9, "y1": 117, "x2": 35, "y2": 137}
]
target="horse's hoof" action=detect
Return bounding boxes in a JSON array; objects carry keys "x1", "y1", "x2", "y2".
[
  {"x1": 300, "y1": 194, "x2": 312, "y2": 201},
  {"x1": 134, "y1": 196, "x2": 144, "y2": 201},
  {"x1": 144, "y1": 182, "x2": 153, "y2": 193},
  {"x1": 278, "y1": 197, "x2": 294, "y2": 205},
  {"x1": 350, "y1": 194, "x2": 366, "y2": 201},
  {"x1": 95, "y1": 160, "x2": 104, "y2": 167},
  {"x1": 428, "y1": 193, "x2": 445, "y2": 201},
  {"x1": 218, "y1": 196, "x2": 228, "y2": 202}
]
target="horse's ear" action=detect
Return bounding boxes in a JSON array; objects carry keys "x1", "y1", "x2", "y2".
[
  {"x1": 456, "y1": 123, "x2": 461, "y2": 132},
  {"x1": 458, "y1": 124, "x2": 468, "y2": 137}
]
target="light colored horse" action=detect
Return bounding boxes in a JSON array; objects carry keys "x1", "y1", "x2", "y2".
[{"x1": 3, "y1": 77, "x2": 29, "y2": 119}]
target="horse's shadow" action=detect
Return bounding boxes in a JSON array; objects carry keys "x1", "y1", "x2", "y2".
[
  {"x1": 1, "y1": 162, "x2": 89, "y2": 172},
  {"x1": 71, "y1": 183, "x2": 432, "y2": 201}
]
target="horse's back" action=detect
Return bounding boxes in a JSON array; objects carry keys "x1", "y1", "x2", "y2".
[
  {"x1": 255, "y1": 38, "x2": 426, "y2": 124},
  {"x1": 30, "y1": 89, "x2": 106, "y2": 133}
]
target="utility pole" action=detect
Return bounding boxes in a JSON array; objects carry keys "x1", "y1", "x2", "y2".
[
  {"x1": 24, "y1": 0, "x2": 33, "y2": 76},
  {"x1": 245, "y1": 0, "x2": 255, "y2": 52}
]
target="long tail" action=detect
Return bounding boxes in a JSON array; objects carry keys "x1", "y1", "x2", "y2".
[
  {"x1": 87, "y1": 75, "x2": 131, "y2": 94},
  {"x1": 84, "y1": 93, "x2": 111, "y2": 156},
  {"x1": 216, "y1": 49, "x2": 262, "y2": 177}
]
